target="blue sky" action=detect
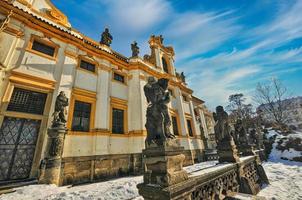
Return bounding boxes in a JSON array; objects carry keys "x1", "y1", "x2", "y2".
[{"x1": 52, "y1": 0, "x2": 302, "y2": 110}]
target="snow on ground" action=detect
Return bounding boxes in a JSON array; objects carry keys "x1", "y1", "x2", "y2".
[
  {"x1": 268, "y1": 130, "x2": 302, "y2": 161},
  {"x1": 1, "y1": 130, "x2": 302, "y2": 200},
  {"x1": 0, "y1": 176, "x2": 143, "y2": 200},
  {"x1": 259, "y1": 160, "x2": 302, "y2": 200}
]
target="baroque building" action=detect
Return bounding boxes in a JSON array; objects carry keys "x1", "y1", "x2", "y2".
[{"x1": 0, "y1": 0, "x2": 215, "y2": 185}]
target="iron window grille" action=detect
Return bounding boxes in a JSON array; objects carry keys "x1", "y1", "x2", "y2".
[
  {"x1": 71, "y1": 101, "x2": 91, "y2": 132},
  {"x1": 113, "y1": 73, "x2": 125, "y2": 83},
  {"x1": 7, "y1": 88, "x2": 47, "y2": 115},
  {"x1": 112, "y1": 108, "x2": 124, "y2": 134},
  {"x1": 80, "y1": 60, "x2": 96, "y2": 73},
  {"x1": 32, "y1": 40, "x2": 55, "y2": 57}
]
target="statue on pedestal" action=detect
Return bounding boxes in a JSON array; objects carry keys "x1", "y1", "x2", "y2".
[
  {"x1": 144, "y1": 77, "x2": 176, "y2": 147},
  {"x1": 100, "y1": 27, "x2": 113, "y2": 47},
  {"x1": 52, "y1": 91, "x2": 69, "y2": 128},
  {"x1": 213, "y1": 106, "x2": 231, "y2": 144},
  {"x1": 235, "y1": 119, "x2": 248, "y2": 145},
  {"x1": 131, "y1": 41, "x2": 139, "y2": 57},
  {"x1": 213, "y1": 106, "x2": 239, "y2": 163}
]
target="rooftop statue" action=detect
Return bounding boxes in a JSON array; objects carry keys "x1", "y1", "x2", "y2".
[
  {"x1": 100, "y1": 27, "x2": 113, "y2": 47},
  {"x1": 52, "y1": 91, "x2": 69, "y2": 128},
  {"x1": 131, "y1": 41, "x2": 139, "y2": 57},
  {"x1": 213, "y1": 106, "x2": 232, "y2": 143},
  {"x1": 144, "y1": 77, "x2": 176, "y2": 146}
]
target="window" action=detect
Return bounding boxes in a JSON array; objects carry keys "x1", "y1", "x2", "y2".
[
  {"x1": 162, "y1": 57, "x2": 169, "y2": 73},
  {"x1": 80, "y1": 59, "x2": 96, "y2": 73},
  {"x1": 168, "y1": 89, "x2": 174, "y2": 97},
  {"x1": 182, "y1": 94, "x2": 188, "y2": 102},
  {"x1": 113, "y1": 73, "x2": 125, "y2": 83},
  {"x1": 187, "y1": 119, "x2": 194, "y2": 137},
  {"x1": 112, "y1": 108, "x2": 124, "y2": 134},
  {"x1": 172, "y1": 116, "x2": 179, "y2": 135},
  {"x1": 71, "y1": 100, "x2": 91, "y2": 132},
  {"x1": 31, "y1": 40, "x2": 55, "y2": 57},
  {"x1": 7, "y1": 88, "x2": 47, "y2": 115}
]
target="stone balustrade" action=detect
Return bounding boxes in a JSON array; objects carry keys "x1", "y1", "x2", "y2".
[{"x1": 138, "y1": 155, "x2": 269, "y2": 200}]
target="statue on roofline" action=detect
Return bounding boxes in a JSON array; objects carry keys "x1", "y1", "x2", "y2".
[
  {"x1": 52, "y1": 91, "x2": 69, "y2": 128},
  {"x1": 131, "y1": 41, "x2": 139, "y2": 57},
  {"x1": 100, "y1": 27, "x2": 113, "y2": 47},
  {"x1": 144, "y1": 76, "x2": 176, "y2": 146}
]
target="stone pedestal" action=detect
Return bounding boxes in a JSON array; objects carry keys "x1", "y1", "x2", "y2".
[
  {"x1": 39, "y1": 125, "x2": 66, "y2": 185},
  {"x1": 238, "y1": 144, "x2": 256, "y2": 156},
  {"x1": 217, "y1": 137, "x2": 240, "y2": 163},
  {"x1": 137, "y1": 141, "x2": 195, "y2": 200}
]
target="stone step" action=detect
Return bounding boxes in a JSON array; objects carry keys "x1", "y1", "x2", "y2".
[
  {"x1": 0, "y1": 179, "x2": 38, "y2": 195},
  {"x1": 225, "y1": 193, "x2": 267, "y2": 200}
]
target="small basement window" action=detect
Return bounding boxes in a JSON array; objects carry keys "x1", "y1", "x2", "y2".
[
  {"x1": 113, "y1": 72, "x2": 125, "y2": 83},
  {"x1": 31, "y1": 40, "x2": 56, "y2": 57},
  {"x1": 80, "y1": 59, "x2": 96, "y2": 73}
]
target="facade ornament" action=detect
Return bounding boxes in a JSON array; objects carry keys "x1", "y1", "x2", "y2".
[
  {"x1": 52, "y1": 91, "x2": 69, "y2": 127},
  {"x1": 0, "y1": 11, "x2": 13, "y2": 33},
  {"x1": 144, "y1": 76, "x2": 176, "y2": 146},
  {"x1": 100, "y1": 27, "x2": 113, "y2": 47},
  {"x1": 176, "y1": 71, "x2": 186, "y2": 83},
  {"x1": 131, "y1": 41, "x2": 139, "y2": 57}
]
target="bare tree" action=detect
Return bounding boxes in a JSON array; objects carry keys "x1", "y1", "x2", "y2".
[
  {"x1": 254, "y1": 78, "x2": 290, "y2": 126},
  {"x1": 227, "y1": 93, "x2": 254, "y2": 127}
]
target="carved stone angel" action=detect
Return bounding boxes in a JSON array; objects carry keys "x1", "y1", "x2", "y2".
[
  {"x1": 144, "y1": 77, "x2": 175, "y2": 146},
  {"x1": 52, "y1": 91, "x2": 69, "y2": 127}
]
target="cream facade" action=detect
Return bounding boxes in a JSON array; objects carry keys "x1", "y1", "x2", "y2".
[{"x1": 0, "y1": 0, "x2": 214, "y2": 185}]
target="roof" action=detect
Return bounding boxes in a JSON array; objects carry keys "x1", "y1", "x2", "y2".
[
  {"x1": 1, "y1": 0, "x2": 129, "y2": 63},
  {"x1": 192, "y1": 96, "x2": 205, "y2": 104}
]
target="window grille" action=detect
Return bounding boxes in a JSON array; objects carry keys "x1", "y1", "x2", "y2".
[{"x1": 7, "y1": 88, "x2": 47, "y2": 115}]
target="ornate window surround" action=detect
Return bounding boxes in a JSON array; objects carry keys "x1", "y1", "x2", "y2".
[
  {"x1": 109, "y1": 97, "x2": 128, "y2": 136},
  {"x1": 77, "y1": 56, "x2": 98, "y2": 75},
  {"x1": 26, "y1": 34, "x2": 60, "y2": 61},
  {"x1": 67, "y1": 88, "x2": 96, "y2": 135}
]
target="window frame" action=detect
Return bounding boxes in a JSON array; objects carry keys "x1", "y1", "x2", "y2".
[
  {"x1": 112, "y1": 71, "x2": 127, "y2": 85},
  {"x1": 27, "y1": 35, "x2": 59, "y2": 60},
  {"x1": 161, "y1": 57, "x2": 170, "y2": 74},
  {"x1": 71, "y1": 100, "x2": 92, "y2": 132},
  {"x1": 67, "y1": 88, "x2": 96, "y2": 135},
  {"x1": 110, "y1": 97, "x2": 128, "y2": 135},
  {"x1": 186, "y1": 118, "x2": 195, "y2": 137},
  {"x1": 77, "y1": 57, "x2": 97, "y2": 75}
]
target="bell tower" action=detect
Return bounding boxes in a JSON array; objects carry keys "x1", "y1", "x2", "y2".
[{"x1": 144, "y1": 35, "x2": 176, "y2": 76}]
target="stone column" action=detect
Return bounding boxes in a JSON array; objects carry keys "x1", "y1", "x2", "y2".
[{"x1": 39, "y1": 125, "x2": 66, "y2": 186}]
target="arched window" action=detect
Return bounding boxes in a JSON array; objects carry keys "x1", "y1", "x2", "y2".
[{"x1": 162, "y1": 57, "x2": 169, "y2": 73}]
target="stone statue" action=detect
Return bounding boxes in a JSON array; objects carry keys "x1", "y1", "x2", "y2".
[
  {"x1": 213, "y1": 106, "x2": 232, "y2": 144},
  {"x1": 234, "y1": 119, "x2": 248, "y2": 145},
  {"x1": 144, "y1": 77, "x2": 175, "y2": 146},
  {"x1": 100, "y1": 27, "x2": 113, "y2": 47},
  {"x1": 180, "y1": 72, "x2": 186, "y2": 83},
  {"x1": 131, "y1": 41, "x2": 139, "y2": 57},
  {"x1": 52, "y1": 91, "x2": 69, "y2": 127}
]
